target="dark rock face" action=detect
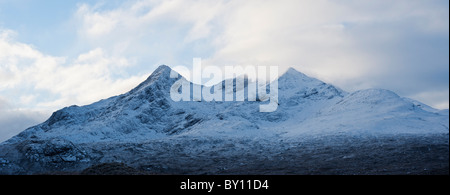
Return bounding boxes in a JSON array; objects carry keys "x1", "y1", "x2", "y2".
[{"x1": 15, "y1": 138, "x2": 89, "y2": 172}]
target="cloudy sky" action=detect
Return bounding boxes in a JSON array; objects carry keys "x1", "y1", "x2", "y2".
[{"x1": 0, "y1": 0, "x2": 448, "y2": 141}]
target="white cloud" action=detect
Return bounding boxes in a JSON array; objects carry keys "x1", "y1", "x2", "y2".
[
  {"x1": 72, "y1": 0, "x2": 225, "y2": 65},
  {"x1": 0, "y1": 29, "x2": 148, "y2": 111},
  {"x1": 76, "y1": 4, "x2": 119, "y2": 37}
]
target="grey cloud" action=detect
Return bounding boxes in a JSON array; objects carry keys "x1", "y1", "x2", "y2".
[{"x1": 0, "y1": 99, "x2": 48, "y2": 143}]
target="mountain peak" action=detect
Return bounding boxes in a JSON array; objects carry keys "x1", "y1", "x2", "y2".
[
  {"x1": 146, "y1": 65, "x2": 174, "y2": 80},
  {"x1": 279, "y1": 67, "x2": 322, "y2": 85},
  {"x1": 277, "y1": 67, "x2": 347, "y2": 98},
  {"x1": 152, "y1": 64, "x2": 172, "y2": 74},
  {"x1": 128, "y1": 65, "x2": 181, "y2": 94},
  {"x1": 286, "y1": 67, "x2": 301, "y2": 74},
  {"x1": 282, "y1": 67, "x2": 313, "y2": 79}
]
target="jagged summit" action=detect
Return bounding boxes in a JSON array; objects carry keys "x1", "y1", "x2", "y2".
[
  {"x1": 138, "y1": 65, "x2": 175, "y2": 84},
  {"x1": 280, "y1": 67, "x2": 320, "y2": 82},
  {"x1": 128, "y1": 65, "x2": 181, "y2": 95},
  {"x1": 131, "y1": 65, "x2": 333, "y2": 96},
  {"x1": 276, "y1": 67, "x2": 346, "y2": 100},
  {"x1": 149, "y1": 64, "x2": 174, "y2": 78},
  {"x1": 278, "y1": 67, "x2": 326, "y2": 90},
  {"x1": 285, "y1": 67, "x2": 305, "y2": 75}
]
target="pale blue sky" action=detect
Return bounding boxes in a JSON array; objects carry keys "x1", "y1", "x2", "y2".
[
  {"x1": 0, "y1": 0, "x2": 448, "y2": 141},
  {"x1": 0, "y1": 0, "x2": 79, "y2": 53}
]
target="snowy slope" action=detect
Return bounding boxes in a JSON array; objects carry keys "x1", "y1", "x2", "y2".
[
  {"x1": 281, "y1": 89, "x2": 448, "y2": 137},
  {"x1": 0, "y1": 65, "x2": 448, "y2": 174}
]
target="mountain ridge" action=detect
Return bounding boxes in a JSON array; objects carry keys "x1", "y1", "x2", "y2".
[
  {"x1": 4, "y1": 65, "x2": 448, "y2": 144},
  {"x1": 0, "y1": 65, "x2": 448, "y2": 174}
]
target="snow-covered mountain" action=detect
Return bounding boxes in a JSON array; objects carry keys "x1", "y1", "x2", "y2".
[{"x1": 0, "y1": 65, "x2": 448, "y2": 174}]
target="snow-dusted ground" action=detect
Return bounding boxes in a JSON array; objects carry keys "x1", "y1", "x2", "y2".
[{"x1": 0, "y1": 65, "x2": 448, "y2": 174}]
